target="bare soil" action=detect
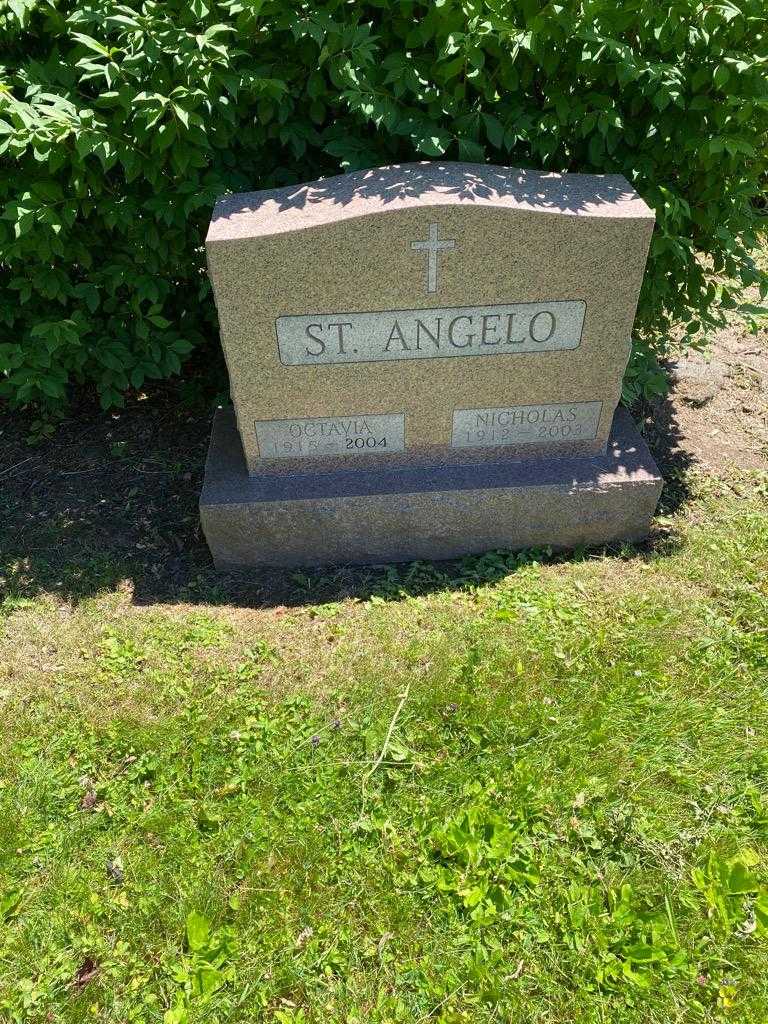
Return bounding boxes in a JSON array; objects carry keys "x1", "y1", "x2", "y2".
[{"x1": 644, "y1": 318, "x2": 768, "y2": 475}]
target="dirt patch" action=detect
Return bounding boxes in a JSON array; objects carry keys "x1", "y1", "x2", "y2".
[
  {"x1": 0, "y1": 376, "x2": 216, "y2": 605},
  {"x1": 643, "y1": 242, "x2": 768, "y2": 477},
  {"x1": 644, "y1": 317, "x2": 768, "y2": 476}
]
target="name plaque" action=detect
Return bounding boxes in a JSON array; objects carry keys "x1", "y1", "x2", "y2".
[
  {"x1": 276, "y1": 300, "x2": 586, "y2": 366},
  {"x1": 255, "y1": 413, "x2": 405, "y2": 460},
  {"x1": 452, "y1": 401, "x2": 602, "y2": 449}
]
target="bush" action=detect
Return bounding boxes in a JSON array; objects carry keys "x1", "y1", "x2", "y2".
[{"x1": 1, "y1": 0, "x2": 766, "y2": 411}]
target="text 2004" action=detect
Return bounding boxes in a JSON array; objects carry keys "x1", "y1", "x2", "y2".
[{"x1": 346, "y1": 436, "x2": 388, "y2": 449}]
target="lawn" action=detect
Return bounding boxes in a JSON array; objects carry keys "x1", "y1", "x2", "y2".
[{"x1": 1, "y1": 467, "x2": 767, "y2": 1023}]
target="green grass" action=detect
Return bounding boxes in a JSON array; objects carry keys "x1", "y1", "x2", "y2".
[{"x1": 1, "y1": 475, "x2": 768, "y2": 1023}]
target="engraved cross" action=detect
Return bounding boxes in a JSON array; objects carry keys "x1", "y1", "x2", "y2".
[{"x1": 410, "y1": 223, "x2": 455, "y2": 294}]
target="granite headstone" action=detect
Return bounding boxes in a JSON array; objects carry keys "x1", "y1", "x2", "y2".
[{"x1": 200, "y1": 162, "x2": 663, "y2": 569}]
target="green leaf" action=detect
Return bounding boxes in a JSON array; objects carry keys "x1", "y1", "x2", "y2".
[
  {"x1": 195, "y1": 964, "x2": 226, "y2": 996},
  {"x1": 164, "y1": 1002, "x2": 189, "y2": 1024},
  {"x1": 71, "y1": 32, "x2": 111, "y2": 57},
  {"x1": 482, "y1": 113, "x2": 505, "y2": 149},
  {"x1": 105, "y1": 13, "x2": 141, "y2": 30},
  {"x1": 727, "y1": 858, "x2": 759, "y2": 895},
  {"x1": 756, "y1": 893, "x2": 768, "y2": 935},
  {"x1": 156, "y1": 122, "x2": 177, "y2": 152},
  {"x1": 588, "y1": 133, "x2": 603, "y2": 165},
  {"x1": 172, "y1": 104, "x2": 190, "y2": 129},
  {"x1": 457, "y1": 137, "x2": 485, "y2": 162},
  {"x1": 414, "y1": 131, "x2": 451, "y2": 157},
  {"x1": 713, "y1": 64, "x2": 730, "y2": 88},
  {"x1": 0, "y1": 890, "x2": 21, "y2": 921},
  {"x1": 170, "y1": 338, "x2": 194, "y2": 354},
  {"x1": 186, "y1": 910, "x2": 210, "y2": 952}
]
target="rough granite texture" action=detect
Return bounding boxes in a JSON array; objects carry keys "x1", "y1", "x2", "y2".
[
  {"x1": 200, "y1": 407, "x2": 663, "y2": 570},
  {"x1": 205, "y1": 162, "x2": 655, "y2": 474}
]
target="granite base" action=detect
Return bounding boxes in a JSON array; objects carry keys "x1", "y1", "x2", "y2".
[{"x1": 200, "y1": 408, "x2": 663, "y2": 570}]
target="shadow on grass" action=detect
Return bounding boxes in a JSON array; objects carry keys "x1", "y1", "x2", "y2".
[
  {"x1": 1, "y1": 375, "x2": 694, "y2": 612},
  {"x1": 636, "y1": 376, "x2": 699, "y2": 516},
  {"x1": 0, "y1": 533, "x2": 687, "y2": 613}
]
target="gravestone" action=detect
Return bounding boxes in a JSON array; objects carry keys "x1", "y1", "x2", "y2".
[{"x1": 200, "y1": 162, "x2": 663, "y2": 569}]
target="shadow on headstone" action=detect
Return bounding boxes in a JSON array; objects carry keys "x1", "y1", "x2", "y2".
[{"x1": 215, "y1": 161, "x2": 638, "y2": 219}]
